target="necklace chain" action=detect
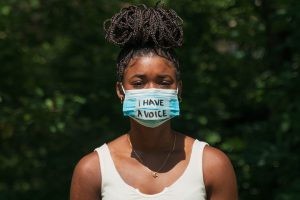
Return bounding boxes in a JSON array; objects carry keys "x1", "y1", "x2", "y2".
[{"x1": 127, "y1": 133, "x2": 177, "y2": 178}]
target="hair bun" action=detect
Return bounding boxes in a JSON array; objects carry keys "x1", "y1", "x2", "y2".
[{"x1": 104, "y1": 4, "x2": 183, "y2": 49}]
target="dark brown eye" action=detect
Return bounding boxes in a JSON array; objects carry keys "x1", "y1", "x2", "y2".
[
  {"x1": 132, "y1": 80, "x2": 144, "y2": 88},
  {"x1": 161, "y1": 80, "x2": 171, "y2": 85}
]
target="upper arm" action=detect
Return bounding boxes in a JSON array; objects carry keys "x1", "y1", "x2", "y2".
[
  {"x1": 203, "y1": 146, "x2": 238, "y2": 200},
  {"x1": 70, "y1": 151, "x2": 101, "y2": 200}
]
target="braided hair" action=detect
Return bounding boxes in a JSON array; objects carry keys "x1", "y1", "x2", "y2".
[{"x1": 104, "y1": 3, "x2": 183, "y2": 81}]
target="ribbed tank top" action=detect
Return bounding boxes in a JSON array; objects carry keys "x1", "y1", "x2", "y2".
[{"x1": 95, "y1": 140, "x2": 207, "y2": 200}]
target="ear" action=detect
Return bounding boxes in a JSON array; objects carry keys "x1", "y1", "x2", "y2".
[
  {"x1": 177, "y1": 81, "x2": 183, "y2": 102},
  {"x1": 116, "y1": 82, "x2": 125, "y2": 102}
]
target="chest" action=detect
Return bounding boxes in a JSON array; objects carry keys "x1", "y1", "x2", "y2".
[{"x1": 113, "y1": 151, "x2": 189, "y2": 195}]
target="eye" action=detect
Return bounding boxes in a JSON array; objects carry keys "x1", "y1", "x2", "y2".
[
  {"x1": 156, "y1": 75, "x2": 174, "y2": 87},
  {"x1": 158, "y1": 79, "x2": 173, "y2": 88},
  {"x1": 131, "y1": 80, "x2": 144, "y2": 88},
  {"x1": 161, "y1": 80, "x2": 172, "y2": 85}
]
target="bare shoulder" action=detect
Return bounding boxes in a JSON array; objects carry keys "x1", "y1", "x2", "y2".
[
  {"x1": 203, "y1": 146, "x2": 234, "y2": 173},
  {"x1": 73, "y1": 151, "x2": 100, "y2": 180},
  {"x1": 70, "y1": 151, "x2": 101, "y2": 200},
  {"x1": 203, "y1": 146, "x2": 238, "y2": 200}
]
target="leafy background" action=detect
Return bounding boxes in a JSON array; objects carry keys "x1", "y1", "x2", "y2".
[{"x1": 0, "y1": 0, "x2": 299, "y2": 199}]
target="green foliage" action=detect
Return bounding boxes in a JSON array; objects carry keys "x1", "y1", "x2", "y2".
[{"x1": 0, "y1": 0, "x2": 299, "y2": 199}]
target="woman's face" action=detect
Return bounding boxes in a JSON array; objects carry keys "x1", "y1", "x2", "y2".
[{"x1": 122, "y1": 55, "x2": 179, "y2": 90}]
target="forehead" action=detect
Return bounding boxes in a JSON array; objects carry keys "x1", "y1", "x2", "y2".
[{"x1": 124, "y1": 55, "x2": 176, "y2": 78}]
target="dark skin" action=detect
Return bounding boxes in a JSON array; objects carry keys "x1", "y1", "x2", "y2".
[{"x1": 70, "y1": 55, "x2": 238, "y2": 200}]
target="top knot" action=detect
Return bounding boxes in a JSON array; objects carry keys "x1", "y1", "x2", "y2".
[{"x1": 103, "y1": 4, "x2": 183, "y2": 49}]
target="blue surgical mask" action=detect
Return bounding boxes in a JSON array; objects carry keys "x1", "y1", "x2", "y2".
[{"x1": 122, "y1": 86, "x2": 180, "y2": 128}]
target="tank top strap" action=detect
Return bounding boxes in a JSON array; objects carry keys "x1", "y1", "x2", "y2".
[
  {"x1": 95, "y1": 144, "x2": 123, "y2": 189},
  {"x1": 171, "y1": 139, "x2": 208, "y2": 192},
  {"x1": 187, "y1": 140, "x2": 208, "y2": 178}
]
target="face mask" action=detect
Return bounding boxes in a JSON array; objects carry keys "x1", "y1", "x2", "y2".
[{"x1": 122, "y1": 86, "x2": 180, "y2": 128}]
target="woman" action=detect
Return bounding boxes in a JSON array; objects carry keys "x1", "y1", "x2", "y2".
[{"x1": 70, "y1": 3, "x2": 238, "y2": 200}]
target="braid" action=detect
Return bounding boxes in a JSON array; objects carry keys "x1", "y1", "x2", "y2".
[{"x1": 104, "y1": 3, "x2": 183, "y2": 81}]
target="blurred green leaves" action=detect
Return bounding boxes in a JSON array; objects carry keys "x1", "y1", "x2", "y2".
[{"x1": 1, "y1": 0, "x2": 300, "y2": 199}]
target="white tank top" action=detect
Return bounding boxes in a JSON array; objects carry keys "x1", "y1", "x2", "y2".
[{"x1": 95, "y1": 140, "x2": 207, "y2": 200}]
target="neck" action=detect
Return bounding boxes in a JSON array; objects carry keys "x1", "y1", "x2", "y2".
[{"x1": 128, "y1": 119, "x2": 174, "y2": 153}]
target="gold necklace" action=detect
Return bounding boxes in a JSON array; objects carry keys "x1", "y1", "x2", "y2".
[{"x1": 127, "y1": 133, "x2": 176, "y2": 178}]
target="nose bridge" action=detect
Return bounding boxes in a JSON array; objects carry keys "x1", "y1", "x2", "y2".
[
  {"x1": 147, "y1": 81, "x2": 156, "y2": 89},
  {"x1": 145, "y1": 78, "x2": 164, "y2": 89}
]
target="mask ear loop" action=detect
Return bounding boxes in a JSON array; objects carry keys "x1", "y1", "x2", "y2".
[
  {"x1": 176, "y1": 87, "x2": 182, "y2": 103},
  {"x1": 120, "y1": 83, "x2": 126, "y2": 104},
  {"x1": 121, "y1": 84, "x2": 126, "y2": 94}
]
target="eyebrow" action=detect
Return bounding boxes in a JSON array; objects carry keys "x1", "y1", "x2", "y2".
[
  {"x1": 156, "y1": 74, "x2": 173, "y2": 79},
  {"x1": 128, "y1": 74, "x2": 174, "y2": 79},
  {"x1": 128, "y1": 74, "x2": 146, "y2": 79}
]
